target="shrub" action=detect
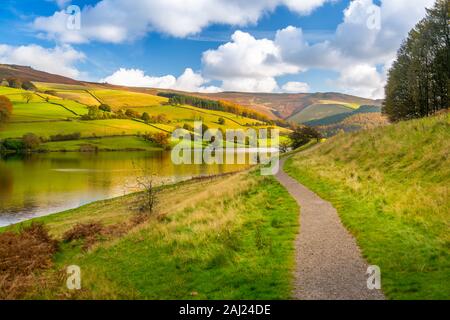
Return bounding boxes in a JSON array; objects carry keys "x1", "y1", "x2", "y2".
[
  {"x1": 2, "y1": 139, "x2": 24, "y2": 152},
  {"x1": 21, "y1": 81, "x2": 37, "y2": 91},
  {"x1": 141, "y1": 112, "x2": 150, "y2": 123},
  {"x1": 7, "y1": 78, "x2": 22, "y2": 89},
  {"x1": 49, "y1": 132, "x2": 81, "y2": 142},
  {"x1": 0, "y1": 223, "x2": 58, "y2": 299},
  {"x1": 99, "y1": 104, "x2": 111, "y2": 112},
  {"x1": 22, "y1": 133, "x2": 41, "y2": 150}
]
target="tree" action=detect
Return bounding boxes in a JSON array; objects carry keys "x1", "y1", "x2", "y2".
[
  {"x1": 99, "y1": 104, "x2": 111, "y2": 112},
  {"x1": 7, "y1": 78, "x2": 22, "y2": 89},
  {"x1": 279, "y1": 140, "x2": 291, "y2": 153},
  {"x1": 0, "y1": 95, "x2": 13, "y2": 124},
  {"x1": 22, "y1": 133, "x2": 41, "y2": 150},
  {"x1": 145, "y1": 132, "x2": 171, "y2": 149},
  {"x1": 289, "y1": 125, "x2": 322, "y2": 149},
  {"x1": 141, "y1": 112, "x2": 150, "y2": 123},
  {"x1": 22, "y1": 92, "x2": 34, "y2": 104},
  {"x1": 21, "y1": 81, "x2": 37, "y2": 91},
  {"x1": 383, "y1": 0, "x2": 449, "y2": 121}
]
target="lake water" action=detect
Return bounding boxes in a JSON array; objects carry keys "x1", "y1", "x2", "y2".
[{"x1": 0, "y1": 151, "x2": 251, "y2": 227}]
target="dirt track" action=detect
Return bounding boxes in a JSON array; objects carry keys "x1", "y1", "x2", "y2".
[{"x1": 275, "y1": 157, "x2": 385, "y2": 300}]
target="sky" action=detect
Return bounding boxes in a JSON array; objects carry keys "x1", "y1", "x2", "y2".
[{"x1": 0, "y1": 0, "x2": 436, "y2": 98}]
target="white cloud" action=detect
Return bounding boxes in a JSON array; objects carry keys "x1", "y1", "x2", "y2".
[
  {"x1": 272, "y1": 0, "x2": 434, "y2": 98},
  {"x1": 0, "y1": 44, "x2": 85, "y2": 79},
  {"x1": 33, "y1": 0, "x2": 331, "y2": 43},
  {"x1": 100, "y1": 68, "x2": 221, "y2": 93},
  {"x1": 332, "y1": 64, "x2": 384, "y2": 98},
  {"x1": 282, "y1": 81, "x2": 310, "y2": 93},
  {"x1": 202, "y1": 30, "x2": 299, "y2": 92}
]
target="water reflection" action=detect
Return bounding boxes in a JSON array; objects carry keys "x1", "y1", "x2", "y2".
[{"x1": 0, "y1": 151, "x2": 250, "y2": 227}]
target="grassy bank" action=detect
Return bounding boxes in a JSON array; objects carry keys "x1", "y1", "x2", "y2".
[
  {"x1": 2, "y1": 171, "x2": 299, "y2": 299},
  {"x1": 285, "y1": 113, "x2": 450, "y2": 300}
]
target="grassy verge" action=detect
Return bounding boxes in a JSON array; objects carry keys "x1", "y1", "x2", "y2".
[
  {"x1": 3, "y1": 171, "x2": 299, "y2": 299},
  {"x1": 284, "y1": 113, "x2": 450, "y2": 300}
]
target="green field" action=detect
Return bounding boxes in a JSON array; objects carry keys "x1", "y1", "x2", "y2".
[
  {"x1": 1, "y1": 83, "x2": 287, "y2": 152},
  {"x1": 41, "y1": 136, "x2": 161, "y2": 152},
  {"x1": 285, "y1": 113, "x2": 450, "y2": 299},
  {"x1": 91, "y1": 89, "x2": 168, "y2": 109},
  {"x1": 288, "y1": 103, "x2": 353, "y2": 124},
  {"x1": 2, "y1": 171, "x2": 299, "y2": 299},
  {"x1": 0, "y1": 119, "x2": 161, "y2": 139}
]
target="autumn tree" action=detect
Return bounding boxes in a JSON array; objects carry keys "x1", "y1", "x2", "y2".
[
  {"x1": 0, "y1": 95, "x2": 13, "y2": 124},
  {"x1": 22, "y1": 133, "x2": 41, "y2": 150}
]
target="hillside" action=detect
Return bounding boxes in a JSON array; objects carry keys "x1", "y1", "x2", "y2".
[
  {"x1": 0, "y1": 64, "x2": 382, "y2": 122},
  {"x1": 195, "y1": 91, "x2": 381, "y2": 120},
  {"x1": 285, "y1": 112, "x2": 450, "y2": 299},
  {"x1": 0, "y1": 79, "x2": 285, "y2": 153},
  {"x1": 0, "y1": 64, "x2": 82, "y2": 85}
]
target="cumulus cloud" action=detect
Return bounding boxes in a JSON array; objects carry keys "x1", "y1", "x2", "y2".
[
  {"x1": 33, "y1": 0, "x2": 331, "y2": 43},
  {"x1": 282, "y1": 81, "x2": 310, "y2": 93},
  {"x1": 0, "y1": 44, "x2": 85, "y2": 79},
  {"x1": 100, "y1": 68, "x2": 221, "y2": 93},
  {"x1": 272, "y1": 0, "x2": 435, "y2": 98},
  {"x1": 202, "y1": 30, "x2": 299, "y2": 92}
]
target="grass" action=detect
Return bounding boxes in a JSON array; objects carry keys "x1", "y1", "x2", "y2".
[
  {"x1": 0, "y1": 119, "x2": 162, "y2": 139},
  {"x1": 91, "y1": 89, "x2": 168, "y2": 109},
  {"x1": 318, "y1": 100, "x2": 361, "y2": 109},
  {"x1": 3, "y1": 171, "x2": 299, "y2": 299},
  {"x1": 40, "y1": 136, "x2": 161, "y2": 152},
  {"x1": 288, "y1": 104, "x2": 353, "y2": 123},
  {"x1": 284, "y1": 113, "x2": 450, "y2": 300},
  {"x1": 10, "y1": 102, "x2": 77, "y2": 122}
]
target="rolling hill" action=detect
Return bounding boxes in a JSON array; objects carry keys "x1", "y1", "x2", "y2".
[
  {"x1": 285, "y1": 112, "x2": 450, "y2": 299},
  {"x1": 0, "y1": 65, "x2": 382, "y2": 121}
]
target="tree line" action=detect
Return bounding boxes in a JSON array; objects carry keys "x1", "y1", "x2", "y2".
[
  {"x1": 157, "y1": 92, "x2": 274, "y2": 124},
  {"x1": 383, "y1": 0, "x2": 449, "y2": 121}
]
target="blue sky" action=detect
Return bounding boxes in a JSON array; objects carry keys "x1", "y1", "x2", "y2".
[{"x1": 0, "y1": 0, "x2": 434, "y2": 98}]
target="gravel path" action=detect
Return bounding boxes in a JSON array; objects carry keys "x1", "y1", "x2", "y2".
[{"x1": 275, "y1": 157, "x2": 385, "y2": 300}]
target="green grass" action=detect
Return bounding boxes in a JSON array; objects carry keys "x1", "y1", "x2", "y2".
[
  {"x1": 284, "y1": 113, "x2": 450, "y2": 300},
  {"x1": 0, "y1": 119, "x2": 163, "y2": 139},
  {"x1": 5, "y1": 171, "x2": 299, "y2": 299},
  {"x1": 318, "y1": 100, "x2": 361, "y2": 109},
  {"x1": 288, "y1": 103, "x2": 353, "y2": 123},
  {"x1": 10, "y1": 102, "x2": 77, "y2": 122},
  {"x1": 91, "y1": 89, "x2": 168, "y2": 109},
  {"x1": 40, "y1": 136, "x2": 161, "y2": 152}
]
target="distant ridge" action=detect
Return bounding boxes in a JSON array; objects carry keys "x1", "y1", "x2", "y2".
[
  {"x1": 0, "y1": 64, "x2": 383, "y2": 121},
  {"x1": 0, "y1": 64, "x2": 82, "y2": 85}
]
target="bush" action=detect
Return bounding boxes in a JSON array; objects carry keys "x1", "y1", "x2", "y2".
[
  {"x1": 289, "y1": 126, "x2": 322, "y2": 149},
  {"x1": 99, "y1": 104, "x2": 111, "y2": 112},
  {"x1": 141, "y1": 112, "x2": 150, "y2": 123},
  {"x1": 49, "y1": 132, "x2": 81, "y2": 142},
  {"x1": 0, "y1": 223, "x2": 58, "y2": 299},
  {"x1": 21, "y1": 81, "x2": 37, "y2": 91},
  {"x1": 2, "y1": 139, "x2": 24, "y2": 152},
  {"x1": 7, "y1": 78, "x2": 22, "y2": 89},
  {"x1": 22, "y1": 133, "x2": 41, "y2": 150}
]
